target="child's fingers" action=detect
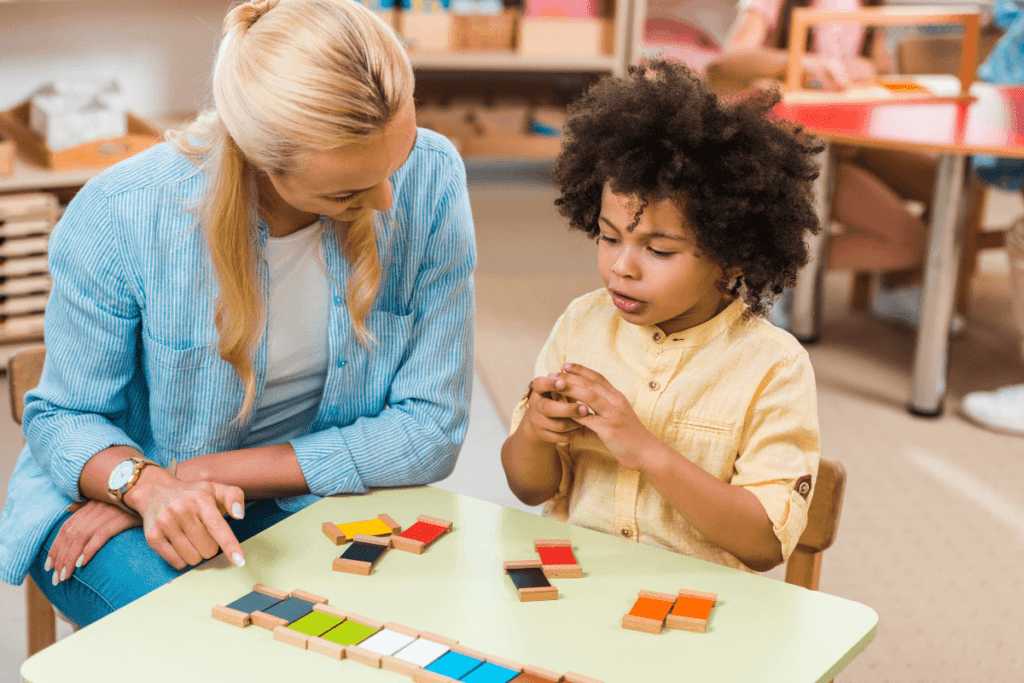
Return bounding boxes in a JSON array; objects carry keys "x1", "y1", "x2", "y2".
[
  {"x1": 556, "y1": 382, "x2": 605, "y2": 415},
  {"x1": 561, "y1": 363, "x2": 610, "y2": 386},
  {"x1": 530, "y1": 413, "x2": 580, "y2": 443},
  {"x1": 533, "y1": 394, "x2": 582, "y2": 419},
  {"x1": 529, "y1": 375, "x2": 566, "y2": 396}
]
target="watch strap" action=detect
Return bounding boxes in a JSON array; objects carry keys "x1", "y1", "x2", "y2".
[{"x1": 108, "y1": 456, "x2": 153, "y2": 513}]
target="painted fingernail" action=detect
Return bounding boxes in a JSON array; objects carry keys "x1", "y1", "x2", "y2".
[
  {"x1": 232, "y1": 552, "x2": 245, "y2": 568},
  {"x1": 563, "y1": 362, "x2": 573, "y2": 371},
  {"x1": 76, "y1": 555, "x2": 84, "y2": 568},
  {"x1": 60, "y1": 567, "x2": 67, "y2": 582},
  {"x1": 232, "y1": 503, "x2": 244, "y2": 519},
  {"x1": 555, "y1": 379, "x2": 565, "y2": 389},
  {"x1": 44, "y1": 556, "x2": 52, "y2": 572},
  {"x1": 51, "y1": 570, "x2": 59, "y2": 586},
  {"x1": 579, "y1": 404, "x2": 589, "y2": 414}
]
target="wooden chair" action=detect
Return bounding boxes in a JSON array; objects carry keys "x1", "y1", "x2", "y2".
[
  {"x1": 785, "y1": 458, "x2": 847, "y2": 591},
  {"x1": 7, "y1": 345, "x2": 79, "y2": 657}
]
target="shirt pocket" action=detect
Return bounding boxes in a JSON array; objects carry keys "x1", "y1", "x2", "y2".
[
  {"x1": 666, "y1": 415, "x2": 738, "y2": 481},
  {"x1": 142, "y1": 330, "x2": 223, "y2": 454}
]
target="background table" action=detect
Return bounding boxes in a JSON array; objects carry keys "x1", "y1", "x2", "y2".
[
  {"x1": 776, "y1": 84, "x2": 1024, "y2": 416},
  {"x1": 21, "y1": 487, "x2": 877, "y2": 683}
]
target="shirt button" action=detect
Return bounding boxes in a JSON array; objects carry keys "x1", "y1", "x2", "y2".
[
  {"x1": 337, "y1": 358, "x2": 347, "y2": 368},
  {"x1": 652, "y1": 332, "x2": 661, "y2": 341},
  {"x1": 621, "y1": 528, "x2": 631, "y2": 537},
  {"x1": 333, "y1": 295, "x2": 344, "y2": 306},
  {"x1": 648, "y1": 381, "x2": 659, "y2": 391}
]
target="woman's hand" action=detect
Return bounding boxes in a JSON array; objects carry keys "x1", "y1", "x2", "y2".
[
  {"x1": 802, "y1": 55, "x2": 851, "y2": 91},
  {"x1": 522, "y1": 375, "x2": 585, "y2": 445},
  {"x1": 123, "y1": 470, "x2": 247, "y2": 571},
  {"x1": 45, "y1": 500, "x2": 142, "y2": 586},
  {"x1": 555, "y1": 363, "x2": 658, "y2": 471}
]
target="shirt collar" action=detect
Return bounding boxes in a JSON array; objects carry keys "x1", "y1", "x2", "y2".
[{"x1": 633, "y1": 297, "x2": 747, "y2": 348}]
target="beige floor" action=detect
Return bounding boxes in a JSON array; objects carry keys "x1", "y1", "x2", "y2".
[{"x1": 1, "y1": 160, "x2": 1023, "y2": 682}]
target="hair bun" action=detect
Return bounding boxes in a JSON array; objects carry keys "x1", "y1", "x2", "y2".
[{"x1": 225, "y1": 0, "x2": 280, "y2": 34}]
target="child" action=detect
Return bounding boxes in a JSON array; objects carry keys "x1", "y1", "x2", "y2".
[{"x1": 500, "y1": 60, "x2": 822, "y2": 573}]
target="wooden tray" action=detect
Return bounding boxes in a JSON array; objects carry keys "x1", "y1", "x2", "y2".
[
  {"x1": 0, "y1": 101, "x2": 161, "y2": 171},
  {"x1": 451, "y1": 11, "x2": 518, "y2": 52}
]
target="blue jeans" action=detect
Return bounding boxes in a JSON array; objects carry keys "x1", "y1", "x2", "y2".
[{"x1": 27, "y1": 499, "x2": 293, "y2": 627}]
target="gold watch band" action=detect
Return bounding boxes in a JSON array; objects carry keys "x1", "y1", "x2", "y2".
[{"x1": 108, "y1": 456, "x2": 153, "y2": 513}]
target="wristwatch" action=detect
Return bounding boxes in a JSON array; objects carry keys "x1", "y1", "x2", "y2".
[{"x1": 107, "y1": 456, "x2": 152, "y2": 513}]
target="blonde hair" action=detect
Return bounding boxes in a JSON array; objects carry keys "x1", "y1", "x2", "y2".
[{"x1": 168, "y1": 0, "x2": 414, "y2": 420}]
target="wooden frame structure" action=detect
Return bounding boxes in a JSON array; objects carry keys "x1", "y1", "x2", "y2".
[{"x1": 786, "y1": 6, "x2": 981, "y2": 97}]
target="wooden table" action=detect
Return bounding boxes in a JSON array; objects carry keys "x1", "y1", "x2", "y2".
[
  {"x1": 21, "y1": 487, "x2": 877, "y2": 683},
  {"x1": 776, "y1": 83, "x2": 1024, "y2": 416}
]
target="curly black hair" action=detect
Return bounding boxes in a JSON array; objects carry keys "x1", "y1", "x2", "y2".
[{"x1": 552, "y1": 59, "x2": 825, "y2": 316}]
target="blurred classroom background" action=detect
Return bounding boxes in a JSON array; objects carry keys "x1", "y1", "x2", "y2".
[{"x1": 1, "y1": 0, "x2": 1022, "y2": 681}]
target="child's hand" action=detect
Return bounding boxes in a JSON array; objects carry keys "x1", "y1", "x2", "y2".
[
  {"x1": 523, "y1": 374, "x2": 584, "y2": 445},
  {"x1": 843, "y1": 55, "x2": 877, "y2": 84},
  {"x1": 556, "y1": 363, "x2": 657, "y2": 471},
  {"x1": 802, "y1": 54, "x2": 850, "y2": 91}
]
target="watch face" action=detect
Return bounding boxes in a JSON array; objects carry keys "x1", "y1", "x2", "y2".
[{"x1": 108, "y1": 459, "x2": 136, "y2": 490}]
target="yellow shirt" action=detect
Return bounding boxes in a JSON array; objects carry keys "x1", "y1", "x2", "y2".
[{"x1": 510, "y1": 289, "x2": 820, "y2": 572}]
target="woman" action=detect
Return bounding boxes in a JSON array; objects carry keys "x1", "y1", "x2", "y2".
[
  {"x1": 0, "y1": 0, "x2": 475, "y2": 626},
  {"x1": 708, "y1": 0, "x2": 957, "y2": 330}
]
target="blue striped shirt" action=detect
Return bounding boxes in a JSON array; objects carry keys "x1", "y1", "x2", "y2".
[{"x1": 0, "y1": 129, "x2": 476, "y2": 585}]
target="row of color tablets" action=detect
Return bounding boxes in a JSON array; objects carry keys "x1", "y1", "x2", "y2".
[
  {"x1": 622, "y1": 588, "x2": 718, "y2": 634},
  {"x1": 213, "y1": 584, "x2": 603, "y2": 683}
]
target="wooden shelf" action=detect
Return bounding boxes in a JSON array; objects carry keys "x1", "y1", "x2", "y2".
[
  {"x1": 410, "y1": 51, "x2": 618, "y2": 73},
  {"x1": 0, "y1": 156, "x2": 103, "y2": 194},
  {"x1": 0, "y1": 113, "x2": 188, "y2": 194}
]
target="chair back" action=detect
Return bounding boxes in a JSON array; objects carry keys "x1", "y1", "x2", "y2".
[
  {"x1": 897, "y1": 32, "x2": 1001, "y2": 76},
  {"x1": 6, "y1": 345, "x2": 63, "y2": 656},
  {"x1": 8, "y1": 345, "x2": 46, "y2": 425},
  {"x1": 785, "y1": 458, "x2": 847, "y2": 591}
]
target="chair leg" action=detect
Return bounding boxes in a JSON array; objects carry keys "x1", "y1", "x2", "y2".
[
  {"x1": 850, "y1": 273, "x2": 872, "y2": 311},
  {"x1": 784, "y1": 548, "x2": 823, "y2": 591},
  {"x1": 25, "y1": 576, "x2": 57, "y2": 657},
  {"x1": 955, "y1": 182, "x2": 988, "y2": 316}
]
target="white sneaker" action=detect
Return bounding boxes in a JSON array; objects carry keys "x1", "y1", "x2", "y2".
[
  {"x1": 870, "y1": 284, "x2": 966, "y2": 337},
  {"x1": 961, "y1": 384, "x2": 1024, "y2": 436}
]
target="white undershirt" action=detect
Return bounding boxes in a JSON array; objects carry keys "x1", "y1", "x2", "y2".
[{"x1": 241, "y1": 220, "x2": 330, "y2": 448}]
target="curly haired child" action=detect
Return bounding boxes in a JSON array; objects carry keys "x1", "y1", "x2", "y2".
[{"x1": 501, "y1": 60, "x2": 823, "y2": 572}]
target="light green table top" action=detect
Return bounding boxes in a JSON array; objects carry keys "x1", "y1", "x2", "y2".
[{"x1": 21, "y1": 486, "x2": 877, "y2": 683}]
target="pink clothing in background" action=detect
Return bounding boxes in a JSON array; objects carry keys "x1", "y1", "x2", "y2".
[{"x1": 740, "y1": 0, "x2": 867, "y2": 63}]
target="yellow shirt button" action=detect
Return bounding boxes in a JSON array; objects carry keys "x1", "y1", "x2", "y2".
[
  {"x1": 652, "y1": 332, "x2": 661, "y2": 341},
  {"x1": 621, "y1": 528, "x2": 631, "y2": 537},
  {"x1": 648, "y1": 381, "x2": 659, "y2": 391}
]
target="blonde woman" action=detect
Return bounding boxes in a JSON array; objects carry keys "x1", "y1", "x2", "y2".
[{"x1": 0, "y1": 0, "x2": 475, "y2": 626}]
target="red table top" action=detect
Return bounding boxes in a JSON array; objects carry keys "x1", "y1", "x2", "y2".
[{"x1": 774, "y1": 84, "x2": 1024, "y2": 158}]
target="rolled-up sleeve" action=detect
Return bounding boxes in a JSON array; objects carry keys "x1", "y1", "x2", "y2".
[
  {"x1": 732, "y1": 352, "x2": 820, "y2": 562},
  {"x1": 290, "y1": 158, "x2": 476, "y2": 496},
  {"x1": 22, "y1": 179, "x2": 143, "y2": 502}
]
